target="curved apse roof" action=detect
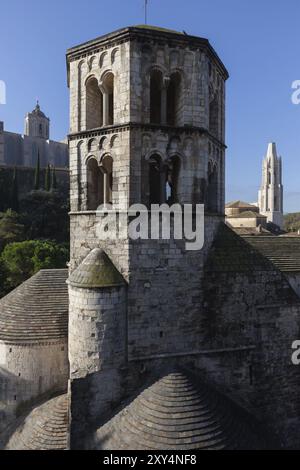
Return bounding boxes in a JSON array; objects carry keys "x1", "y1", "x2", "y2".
[
  {"x1": 93, "y1": 371, "x2": 269, "y2": 450},
  {"x1": 0, "y1": 269, "x2": 68, "y2": 343},
  {"x1": 6, "y1": 394, "x2": 69, "y2": 450},
  {"x1": 5, "y1": 370, "x2": 274, "y2": 450}
]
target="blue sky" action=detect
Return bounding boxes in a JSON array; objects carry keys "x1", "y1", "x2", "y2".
[{"x1": 0, "y1": 0, "x2": 299, "y2": 212}]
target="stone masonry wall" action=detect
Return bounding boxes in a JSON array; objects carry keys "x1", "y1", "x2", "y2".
[
  {"x1": 68, "y1": 285, "x2": 127, "y2": 448},
  {"x1": 0, "y1": 339, "x2": 69, "y2": 443}
]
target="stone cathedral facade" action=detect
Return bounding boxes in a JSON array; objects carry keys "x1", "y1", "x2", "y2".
[{"x1": 1, "y1": 26, "x2": 300, "y2": 451}]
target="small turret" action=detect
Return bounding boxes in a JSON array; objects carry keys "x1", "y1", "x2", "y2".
[{"x1": 67, "y1": 248, "x2": 127, "y2": 449}]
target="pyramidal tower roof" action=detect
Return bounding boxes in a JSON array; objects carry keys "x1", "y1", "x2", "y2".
[
  {"x1": 266, "y1": 142, "x2": 278, "y2": 161},
  {"x1": 68, "y1": 249, "x2": 125, "y2": 289}
]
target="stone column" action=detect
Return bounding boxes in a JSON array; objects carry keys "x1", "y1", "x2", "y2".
[{"x1": 103, "y1": 171, "x2": 108, "y2": 207}]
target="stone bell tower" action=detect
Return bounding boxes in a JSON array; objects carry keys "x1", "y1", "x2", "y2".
[
  {"x1": 67, "y1": 25, "x2": 228, "y2": 448},
  {"x1": 258, "y1": 142, "x2": 283, "y2": 229},
  {"x1": 24, "y1": 101, "x2": 50, "y2": 139}
]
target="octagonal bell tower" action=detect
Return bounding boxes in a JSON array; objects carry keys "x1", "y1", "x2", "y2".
[{"x1": 67, "y1": 25, "x2": 228, "y2": 448}]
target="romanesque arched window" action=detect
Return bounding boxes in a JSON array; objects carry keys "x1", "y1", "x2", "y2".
[
  {"x1": 86, "y1": 77, "x2": 103, "y2": 130},
  {"x1": 207, "y1": 161, "x2": 218, "y2": 213},
  {"x1": 101, "y1": 154, "x2": 113, "y2": 205},
  {"x1": 150, "y1": 70, "x2": 163, "y2": 124},
  {"x1": 149, "y1": 154, "x2": 165, "y2": 205},
  {"x1": 100, "y1": 73, "x2": 114, "y2": 126},
  {"x1": 167, "y1": 73, "x2": 182, "y2": 126},
  {"x1": 87, "y1": 157, "x2": 104, "y2": 210},
  {"x1": 166, "y1": 155, "x2": 181, "y2": 204}
]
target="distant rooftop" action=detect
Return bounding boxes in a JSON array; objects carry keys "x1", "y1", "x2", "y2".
[{"x1": 226, "y1": 200, "x2": 257, "y2": 209}]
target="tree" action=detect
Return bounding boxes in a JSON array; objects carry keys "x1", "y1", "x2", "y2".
[
  {"x1": 0, "y1": 209, "x2": 25, "y2": 252},
  {"x1": 0, "y1": 257, "x2": 8, "y2": 298},
  {"x1": 34, "y1": 151, "x2": 41, "y2": 190},
  {"x1": 45, "y1": 164, "x2": 51, "y2": 192},
  {"x1": 20, "y1": 190, "x2": 69, "y2": 242},
  {"x1": 1, "y1": 240, "x2": 69, "y2": 293},
  {"x1": 11, "y1": 167, "x2": 19, "y2": 212}
]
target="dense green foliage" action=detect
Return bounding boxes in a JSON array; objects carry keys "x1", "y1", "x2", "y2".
[
  {"x1": 20, "y1": 191, "x2": 69, "y2": 242},
  {"x1": 0, "y1": 189, "x2": 70, "y2": 298},
  {"x1": 0, "y1": 210, "x2": 25, "y2": 251},
  {"x1": 284, "y1": 213, "x2": 300, "y2": 232},
  {"x1": 1, "y1": 240, "x2": 69, "y2": 291}
]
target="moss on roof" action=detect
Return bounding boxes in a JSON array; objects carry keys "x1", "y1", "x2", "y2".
[{"x1": 68, "y1": 249, "x2": 125, "y2": 289}]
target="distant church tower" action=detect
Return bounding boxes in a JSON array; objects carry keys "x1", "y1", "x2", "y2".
[
  {"x1": 24, "y1": 101, "x2": 50, "y2": 139},
  {"x1": 258, "y1": 142, "x2": 283, "y2": 229}
]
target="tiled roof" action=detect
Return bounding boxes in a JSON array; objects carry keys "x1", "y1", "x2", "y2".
[
  {"x1": 205, "y1": 223, "x2": 274, "y2": 273},
  {"x1": 230, "y1": 227, "x2": 272, "y2": 236},
  {"x1": 0, "y1": 269, "x2": 68, "y2": 343},
  {"x1": 227, "y1": 210, "x2": 266, "y2": 219},
  {"x1": 225, "y1": 200, "x2": 257, "y2": 209},
  {"x1": 243, "y1": 236, "x2": 300, "y2": 273},
  {"x1": 6, "y1": 394, "x2": 69, "y2": 450},
  {"x1": 94, "y1": 371, "x2": 268, "y2": 450}
]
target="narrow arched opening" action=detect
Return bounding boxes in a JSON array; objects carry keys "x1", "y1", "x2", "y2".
[
  {"x1": 101, "y1": 72, "x2": 114, "y2": 126},
  {"x1": 167, "y1": 73, "x2": 182, "y2": 126},
  {"x1": 149, "y1": 154, "x2": 164, "y2": 205},
  {"x1": 101, "y1": 155, "x2": 113, "y2": 205},
  {"x1": 86, "y1": 77, "x2": 103, "y2": 129},
  {"x1": 150, "y1": 70, "x2": 163, "y2": 124},
  {"x1": 166, "y1": 155, "x2": 181, "y2": 204},
  {"x1": 87, "y1": 158, "x2": 104, "y2": 210}
]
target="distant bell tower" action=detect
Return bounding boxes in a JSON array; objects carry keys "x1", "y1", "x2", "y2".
[
  {"x1": 258, "y1": 142, "x2": 283, "y2": 229},
  {"x1": 24, "y1": 101, "x2": 50, "y2": 139}
]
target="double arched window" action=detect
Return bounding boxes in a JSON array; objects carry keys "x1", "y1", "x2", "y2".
[
  {"x1": 85, "y1": 73, "x2": 114, "y2": 130},
  {"x1": 150, "y1": 70, "x2": 182, "y2": 126},
  {"x1": 148, "y1": 154, "x2": 181, "y2": 206},
  {"x1": 86, "y1": 155, "x2": 113, "y2": 210}
]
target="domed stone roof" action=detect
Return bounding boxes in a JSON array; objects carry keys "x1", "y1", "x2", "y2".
[
  {"x1": 0, "y1": 269, "x2": 68, "y2": 343},
  {"x1": 5, "y1": 372, "x2": 272, "y2": 450},
  {"x1": 68, "y1": 249, "x2": 125, "y2": 289},
  {"x1": 6, "y1": 394, "x2": 69, "y2": 450},
  {"x1": 93, "y1": 371, "x2": 268, "y2": 450}
]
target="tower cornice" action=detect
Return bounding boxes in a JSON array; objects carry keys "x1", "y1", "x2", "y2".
[
  {"x1": 66, "y1": 26, "x2": 229, "y2": 86},
  {"x1": 68, "y1": 122, "x2": 227, "y2": 148}
]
